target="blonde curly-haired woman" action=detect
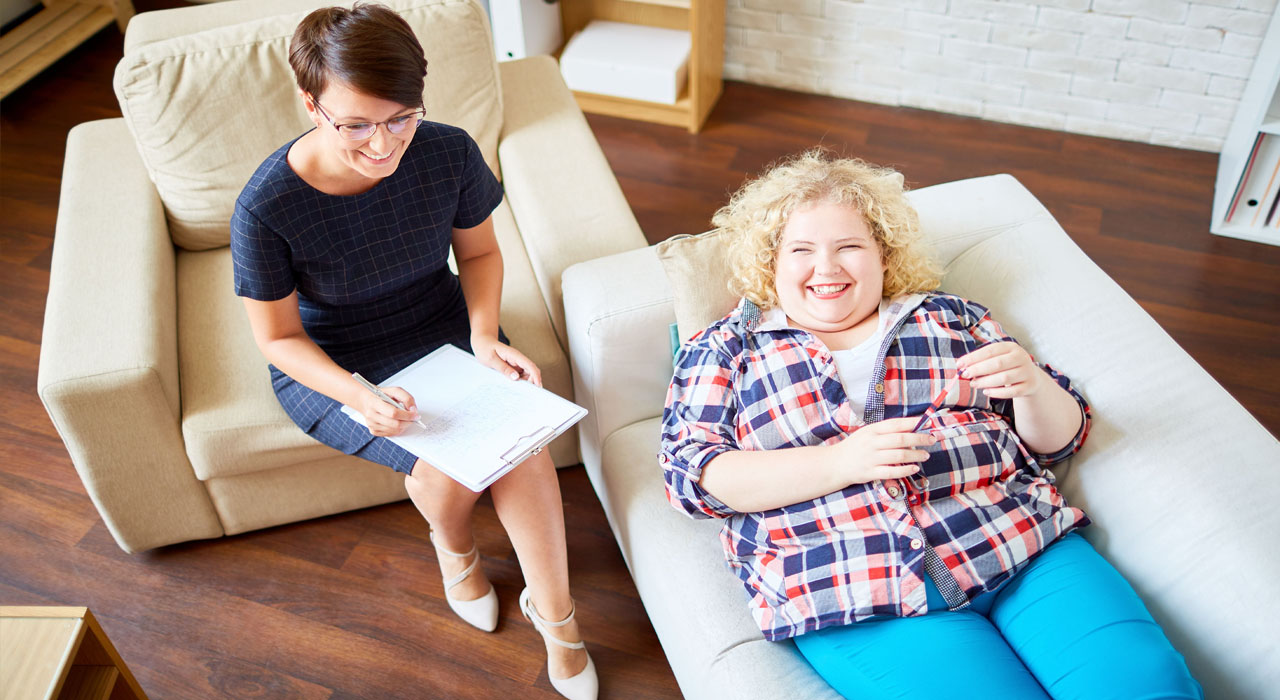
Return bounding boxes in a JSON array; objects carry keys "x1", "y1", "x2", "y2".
[{"x1": 660, "y1": 150, "x2": 1200, "y2": 700}]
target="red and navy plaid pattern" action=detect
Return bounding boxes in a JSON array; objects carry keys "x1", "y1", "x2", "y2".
[{"x1": 660, "y1": 292, "x2": 1091, "y2": 641}]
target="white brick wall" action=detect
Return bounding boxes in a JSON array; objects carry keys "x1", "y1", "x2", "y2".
[{"x1": 722, "y1": 0, "x2": 1277, "y2": 151}]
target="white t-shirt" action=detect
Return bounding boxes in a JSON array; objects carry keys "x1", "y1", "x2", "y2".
[{"x1": 830, "y1": 300, "x2": 888, "y2": 423}]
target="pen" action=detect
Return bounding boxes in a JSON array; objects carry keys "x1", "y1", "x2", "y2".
[
  {"x1": 352, "y1": 372, "x2": 428, "y2": 430},
  {"x1": 913, "y1": 374, "x2": 962, "y2": 433}
]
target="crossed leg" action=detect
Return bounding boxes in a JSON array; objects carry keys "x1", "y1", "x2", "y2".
[{"x1": 403, "y1": 450, "x2": 588, "y2": 680}]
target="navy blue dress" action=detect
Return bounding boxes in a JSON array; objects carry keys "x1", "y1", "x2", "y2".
[{"x1": 231, "y1": 121, "x2": 505, "y2": 474}]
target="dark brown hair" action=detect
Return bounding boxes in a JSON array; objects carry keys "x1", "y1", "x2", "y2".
[{"x1": 289, "y1": 2, "x2": 428, "y2": 108}]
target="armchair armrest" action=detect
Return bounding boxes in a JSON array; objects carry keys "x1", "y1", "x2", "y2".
[
  {"x1": 498, "y1": 56, "x2": 647, "y2": 351},
  {"x1": 38, "y1": 119, "x2": 222, "y2": 553},
  {"x1": 563, "y1": 246, "x2": 675, "y2": 477}
]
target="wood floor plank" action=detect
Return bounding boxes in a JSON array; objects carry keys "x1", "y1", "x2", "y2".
[
  {"x1": 0, "y1": 580, "x2": 61, "y2": 606},
  {"x1": 0, "y1": 428, "x2": 85, "y2": 494},
  {"x1": 0, "y1": 262, "x2": 51, "y2": 345},
  {"x1": 0, "y1": 469, "x2": 99, "y2": 546},
  {"x1": 0, "y1": 212, "x2": 54, "y2": 263}
]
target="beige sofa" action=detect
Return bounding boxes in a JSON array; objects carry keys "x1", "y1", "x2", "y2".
[
  {"x1": 38, "y1": 0, "x2": 645, "y2": 554},
  {"x1": 562, "y1": 174, "x2": 1280, "y2": 699}
]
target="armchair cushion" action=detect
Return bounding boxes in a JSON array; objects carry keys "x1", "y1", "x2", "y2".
[
  {"x1": 177, "y1": 247, "x2": 334, "y2": 480},
  {"x1": 113, "y1": 0, "x2": 502, "y2": 250}
]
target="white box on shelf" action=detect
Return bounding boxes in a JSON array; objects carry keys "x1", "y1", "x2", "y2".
[
  {"x1": 488, "y1": 0, "x2": 563, "y2": 62},
  {"x1": 559, "y1": 20, "x2": 691, "y2": 105}
]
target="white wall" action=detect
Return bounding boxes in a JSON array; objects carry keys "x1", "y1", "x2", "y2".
[{"x1": 724, "y1": 0, "x2": 1276, "y2": 152}]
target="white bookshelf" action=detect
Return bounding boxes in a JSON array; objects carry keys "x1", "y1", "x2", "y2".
[{"x1": 1212, "y1": 5, "x2": 1280, "y2": 246}]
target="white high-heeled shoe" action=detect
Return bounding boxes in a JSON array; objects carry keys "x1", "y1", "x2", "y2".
[
  {"x1": 519, "y1": 588, "x2": 598, "y2": 700},
  {"x1": 430, "y1": 532, "x2": 498, "y2": 632}
]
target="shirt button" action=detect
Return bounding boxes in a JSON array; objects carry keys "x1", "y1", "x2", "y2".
[
  {"x1": 910, "y1": 538, "x2": 923, "y2": 550},
  {"x1": 875, "y1": 382, "x2": 885, "y2": 393},
  {"x1": 886, "y1": 486, "x2": 900, "y2": 498}
]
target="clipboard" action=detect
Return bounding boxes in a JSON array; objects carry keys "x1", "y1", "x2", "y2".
[{"x1": 340, "y1": 344, "x2": 587, "y2": 492}]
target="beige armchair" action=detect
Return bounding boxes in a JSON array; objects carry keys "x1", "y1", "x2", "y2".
[{"x1": 38, "y1": 0, "x2": 646, "y2": 554}]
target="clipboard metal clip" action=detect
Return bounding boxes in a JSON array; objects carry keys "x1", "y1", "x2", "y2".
[{"x1": 500, "y1": 425, "x2": 557, "y2": 466}]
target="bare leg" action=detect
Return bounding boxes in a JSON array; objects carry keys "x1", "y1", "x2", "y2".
[
  {"x1": 404, "y1": 459, "x2": 491, "y2": 601},
  {"x1": 490, "y1": 450, "x2": 589, "y2": 680}
]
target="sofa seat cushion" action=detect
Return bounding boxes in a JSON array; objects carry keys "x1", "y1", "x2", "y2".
[
  {"x1": 205, "y1": 454, "x2": 408, "y2": 536},
  {"x1": 177, "y1": 247, "x2": 336, "y2": 480},
  {"x1": 594, "y1": 418, "x2": 841, "y2": 700},
  {"x1": 115, "y1": 0, "x2": 503, "y2": 251}
]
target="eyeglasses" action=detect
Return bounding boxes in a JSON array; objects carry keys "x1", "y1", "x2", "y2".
[{"x1": 313, "y1": 99, "x2": 425, "y2": 141}]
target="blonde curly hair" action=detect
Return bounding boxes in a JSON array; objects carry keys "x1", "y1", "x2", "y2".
[{"x1": 718, "y1": 149, "x2": 942, "y2": 310}]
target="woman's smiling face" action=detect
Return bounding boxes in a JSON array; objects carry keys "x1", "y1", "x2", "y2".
[
  {"x1": 305, "y1": 81, "x2": 419, "y2": 182},
  {"x1": 774, "y1": 200, "x2": 886, "y2": 335}
]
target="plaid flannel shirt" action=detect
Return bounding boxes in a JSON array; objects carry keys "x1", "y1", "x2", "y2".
[{"x1": 659, "y1": 292, "x2": 1091, "y2": 641}]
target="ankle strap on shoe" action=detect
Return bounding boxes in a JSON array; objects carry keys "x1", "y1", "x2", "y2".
[
  {"x1": 521, "y1": 589, "x2": 585, "y2": 650},
  {"x1": 429, "y1": 530, "x2": 477, "y2": 559},
  {"x1": 430, "y1": 531, "x2": 481, "y2": 591}
]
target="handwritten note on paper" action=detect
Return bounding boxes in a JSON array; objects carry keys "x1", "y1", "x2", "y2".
[
  {"x1": 409, "y1": 383, "x2": 545, "y2": 470},
  {"x1": 340, "y1": 345, "x2": 586, "y2": 491}
]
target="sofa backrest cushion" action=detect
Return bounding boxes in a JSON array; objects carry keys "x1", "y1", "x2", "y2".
[
  {"x1": 656, "y1": 228, "x2": 735, "y2": 345},
  {"x1": 114, "y1": 0, "x2": 502, "y2": 251}
]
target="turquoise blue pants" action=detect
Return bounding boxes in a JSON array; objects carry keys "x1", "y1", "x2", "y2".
[{"x1": 792, "y1": 534, "x2": 1202, "y2": 700}]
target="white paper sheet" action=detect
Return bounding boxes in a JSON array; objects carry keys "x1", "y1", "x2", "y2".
[{"x1": 341, "y1": 345, "x2": 586, "y2": 491}]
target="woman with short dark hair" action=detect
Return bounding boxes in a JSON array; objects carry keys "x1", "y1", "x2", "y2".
[{"x1": 230, "y1": 5, "x2": 595, "y2": 698}]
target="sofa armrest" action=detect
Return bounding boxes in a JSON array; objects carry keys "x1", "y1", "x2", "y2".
[
  {"x1": 38, "y1": 119, "x2": 223, "y2": 553},
  {"x1": 499, "y1": 56, "x2": 647, "y2": 351},
  {"x1": 563, "y1": 246, "x2": 675, "y2": 478}
]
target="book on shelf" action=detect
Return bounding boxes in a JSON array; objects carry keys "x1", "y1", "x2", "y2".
[
  {"x1": 1226, "y1": 133, "x2": 1280, "y2": 228},
  {"x1": 1267, "y1": 179, "x2": 1280, "y2": 227}
]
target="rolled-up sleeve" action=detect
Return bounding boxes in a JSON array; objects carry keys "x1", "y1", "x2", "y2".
[
  {"x1": 959, "y1": 298, "x2": 1091, "y2": 465},
  {"x1": 659, "y1": 336, "x2": 741, "y2": 519},
  {"x1": 1022, "y1": 361, "x2": 1091, "y2": 464}
]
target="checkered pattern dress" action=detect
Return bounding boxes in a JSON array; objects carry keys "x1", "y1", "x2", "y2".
[
  {"x1": 660, "y1": 292, "x2": 1092, "y2": 640},
  {"x1": 231, "y1": 122, "x2": 505, "y2": 474}
]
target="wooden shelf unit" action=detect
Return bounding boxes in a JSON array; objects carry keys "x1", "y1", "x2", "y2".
[
  {"x1": 558, "y1": 0, "x2": 724, "y2": 133},
  {"x1": 0, "y1": 0, "x2": 134, "y2": 100},
  {"x1": 1211, "y1": 4, "x2": 1280, "y2": 246},
  {"x1": 0, "y1": 607, "x2": 148, "y2": 700}
]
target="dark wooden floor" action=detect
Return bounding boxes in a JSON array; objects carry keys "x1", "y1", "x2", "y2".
[{"x1": 3, "y1": 6, "x2": 1279, "y2": 700}]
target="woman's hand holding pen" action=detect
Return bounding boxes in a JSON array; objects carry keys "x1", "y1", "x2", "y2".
[
  {"x1": 358, "y1": 385, "x2": 421, "y2": 437},
  {"x1": 829, "y1": 417, "x2": 936, "y2": 486},
  {"x1": 958, "y1": 341, "x2": 1083, "y2": 454},
  {"x1": 957, "y1": 342, "x2": 1044, "y2": 400},
  {"x1": 471, "y1": 334, "x2": 542, "y2": 387}
]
